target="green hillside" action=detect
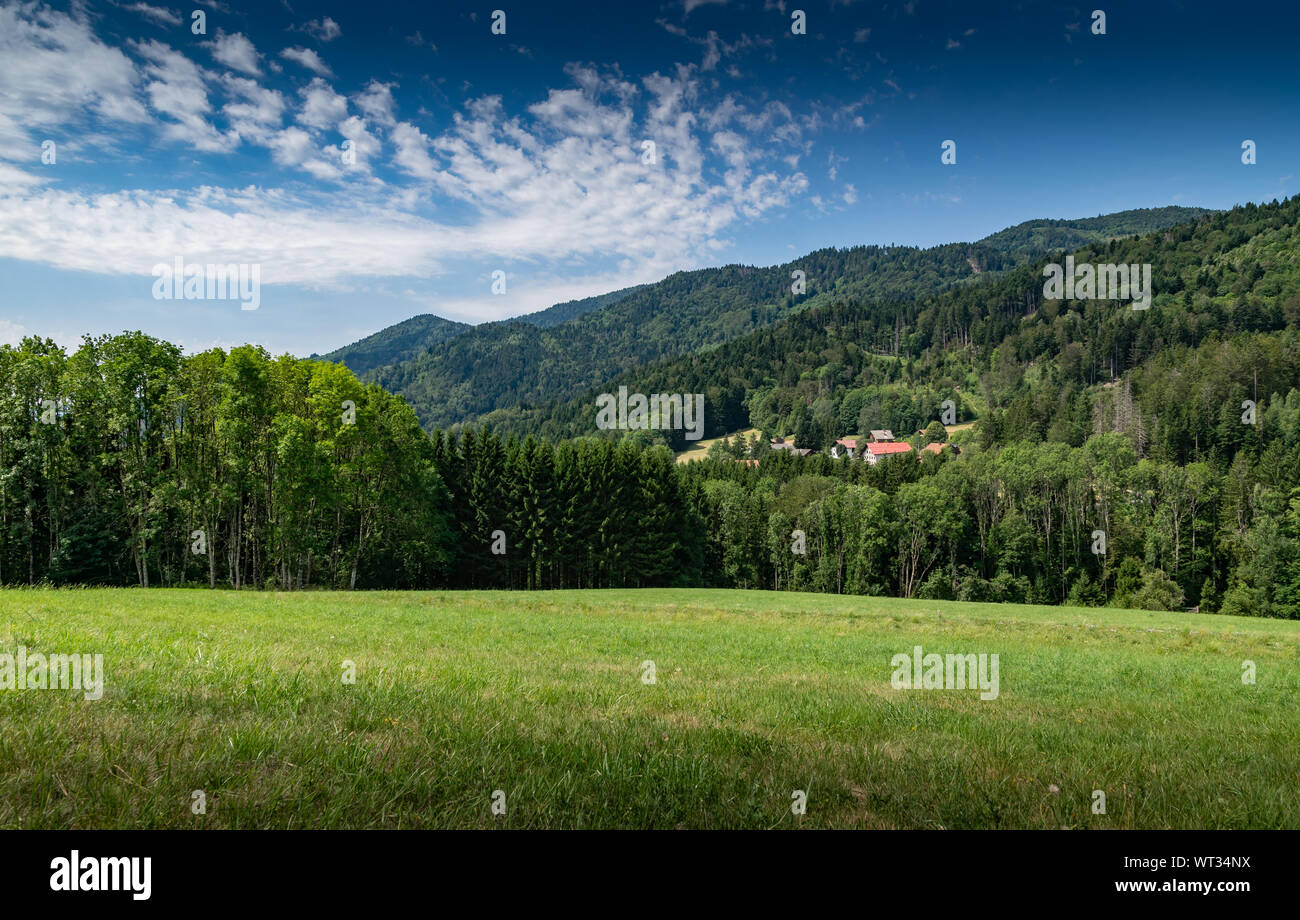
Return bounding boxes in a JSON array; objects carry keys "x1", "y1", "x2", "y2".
[
  {"x1": 481, "y1": 200, "x2": 1292, "y2": 450},
  {"x1": 363, "y1": 207, "x2": 1212, "y2": 431},
  {"x1": 315, "y1": 287, "x2": 646, "y2": 377},
  {"x1": 315, "y1": 314, "x2": 470, "y2": 376},
  {"x1": 978, "y1": 206, "x2": 1215, "y2": 259},
  {"x1": 517, "y1": 284, "x2": 649, "y2": 329}
]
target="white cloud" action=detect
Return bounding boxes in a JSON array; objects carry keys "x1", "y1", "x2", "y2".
[
  {"x1": 132, "y1": 39, "x2": 238, "y2": 152},
  {"x1": 294, "y1": 17, "x2": 341, "y2": 42},
  {"x1": 657, "y1": 21, "x2": 771, "y2": 72},
  {"x1": 0, "y1": 185, "x2": 444, "y2": 283},
  {"x1": 354, "y1": 80, "x2": 398, "y2": 127},
  {"x1": 338, "y1": 116, "x2": 380, "y2": 172},
  {"x1": 221, "y1": 75, "x2": 286, "y2": 144},
  {"x1": 0, "y1": 318, "x2": 33, "y2": 346},
  {"x1": 405, "y1": 31, "x2": 437, "y2": 52},
  {"x1": 124, "y1": 3, "x2": 183, "y2": 27},
  {"x1": 407, "y1": 66, "x2": 806, "y2": 270},
  {"x1": 280, "y1": 46, "x2": 333, "y2": 77},
  {"x1": 207, "y1": 30, "x2": 261, "y2": 77},
  {"x1": 266, "y1": 126, "x2": 340, "y2": 180},
  {"x1": 0, "y1": 12, "x2": 812, "y2": 323},
  {"x1": 0, "y1": 3, "x2": 149, "y2": 160},
  {"x1": 296, "y1": 77, "x2": 348, "y2": 130},
  {"x1": 0, "y1": 161, "x2": 45, "y2": 190},
  {"x1": 391, "y1": 121, "x2": 438, "y2": 180}
]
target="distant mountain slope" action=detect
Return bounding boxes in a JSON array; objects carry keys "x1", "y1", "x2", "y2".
[
  {"x1": 316, "y1": 285, "x2": 647, "y2": 377},
  {"x1": 359, "y1": 206, "x2": 1213, "y2": 432},
  {"x1": 482, "y1": 201, "x2": 1295, "y2": 453},
  {"x1": 369, "y1": 242, "x2": 1022, "y2": 431},
  {"x1": 519, "y1": 285, "x2": 648, "y2": 329},
  {"x1": 978, "y1": 206, "x2": 1214, "y2": 259},
  {"x1": 314, "y1": 314, "x2": 470, "y2": 376}
]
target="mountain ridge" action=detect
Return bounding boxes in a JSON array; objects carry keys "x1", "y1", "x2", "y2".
[
  {"x1": 323, "y1": 206, "x2": 1214, "y2": 430},
  {"x1": 480, "y1": 199, "x2": 1295, "y2": 455}
]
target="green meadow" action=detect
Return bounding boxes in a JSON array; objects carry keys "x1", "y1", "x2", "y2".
[{"x1": 0, "y1": 588, "x2": 1296, "y2": 829}]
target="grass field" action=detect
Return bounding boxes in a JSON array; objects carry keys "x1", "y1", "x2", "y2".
[
  {"x1": 1, "y1": 588, "x2": 1297, "y2": 829},
  {"x1": 673, "y1": 427, "x2": 760, "y2": 463}
]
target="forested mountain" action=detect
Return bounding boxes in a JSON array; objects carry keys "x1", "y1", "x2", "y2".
[
  {"x1": 314, "y1": 314, "x2": 470, "y2": 376},
  {"x1": 977, "y1": 206, "x2": 1214, "y2": 259},
  {"x1": 314, "y1": 286, "x2": 645, "y2": 376},
  {"x1": 370, "y1": 245, "x2": 1007, "y2": 431},
  {"x1": 360, "y1": 207, "x2": 1209, "y2": 431},
  {"x1": 482, "y1": 201, "x2": 1290, "y2": 450},
  {"x1": 518, "y1": 284, "x2": 648, "y2": 329}
]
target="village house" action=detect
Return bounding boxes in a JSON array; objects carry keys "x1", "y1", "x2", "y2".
[
  {"x1": 830, "y1": 437, "x2": 859, "y2": 459},
  {"x1": 830, "y1": 430, "x2": 959, "y2": 464},
  {"x1": 863, "y1": 441, "x2": 915, "y2": 465}
]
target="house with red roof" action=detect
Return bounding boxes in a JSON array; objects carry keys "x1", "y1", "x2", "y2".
[{"x1": 863, "y1": 441, "x2": 915, "y2": 465}]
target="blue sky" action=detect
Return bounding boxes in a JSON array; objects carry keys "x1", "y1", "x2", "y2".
[{"x1": 1, "y1": 0, "x2": 1297, "y2": 356}]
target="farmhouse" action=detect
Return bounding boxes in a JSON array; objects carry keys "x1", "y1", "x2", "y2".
[
  {"x1": 830, "y1": 430, "x2": 958, "y2": 464},
  {"x1": 831, "y1": 437, "x2": 859, "y2": 459},
  {"x1": 864, "y1": 441, "x2": 915, "y2": 465}
]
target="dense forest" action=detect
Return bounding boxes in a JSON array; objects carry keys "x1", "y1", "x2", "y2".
[
  {"x1": 482, "y1": 200, "x2": 1292, "y2": 450},
  {"x1": 0, "y1": 336, "x2": 453, "y2": 591},
  {"x1": 311, "y1": 314, "x2": 470, "y2": 377},
  {"x1": 315, "y1": 284, "x2": 648, "y2": 376},
  {"x1": 2, "y1": 200, "x2": 1295, "y2": 617},
  {"x1": 974, "y1": 206, "x2": 1215, "y2": 260}
]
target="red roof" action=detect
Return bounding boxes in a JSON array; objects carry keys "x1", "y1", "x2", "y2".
[
  {"x1": 867, "y1": 442, "x2": 914, "y2": 456},
  {"x1": 835, "y1": 438, "x2": 858, "y2": 449}
]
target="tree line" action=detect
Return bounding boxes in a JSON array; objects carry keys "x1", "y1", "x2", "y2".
[
  {"x1": 2, "y1": 328, "x2": 1296, "y2": 616},
  {"x1": 0, "y1": 334, "x2": 452, "y2": 591}
]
